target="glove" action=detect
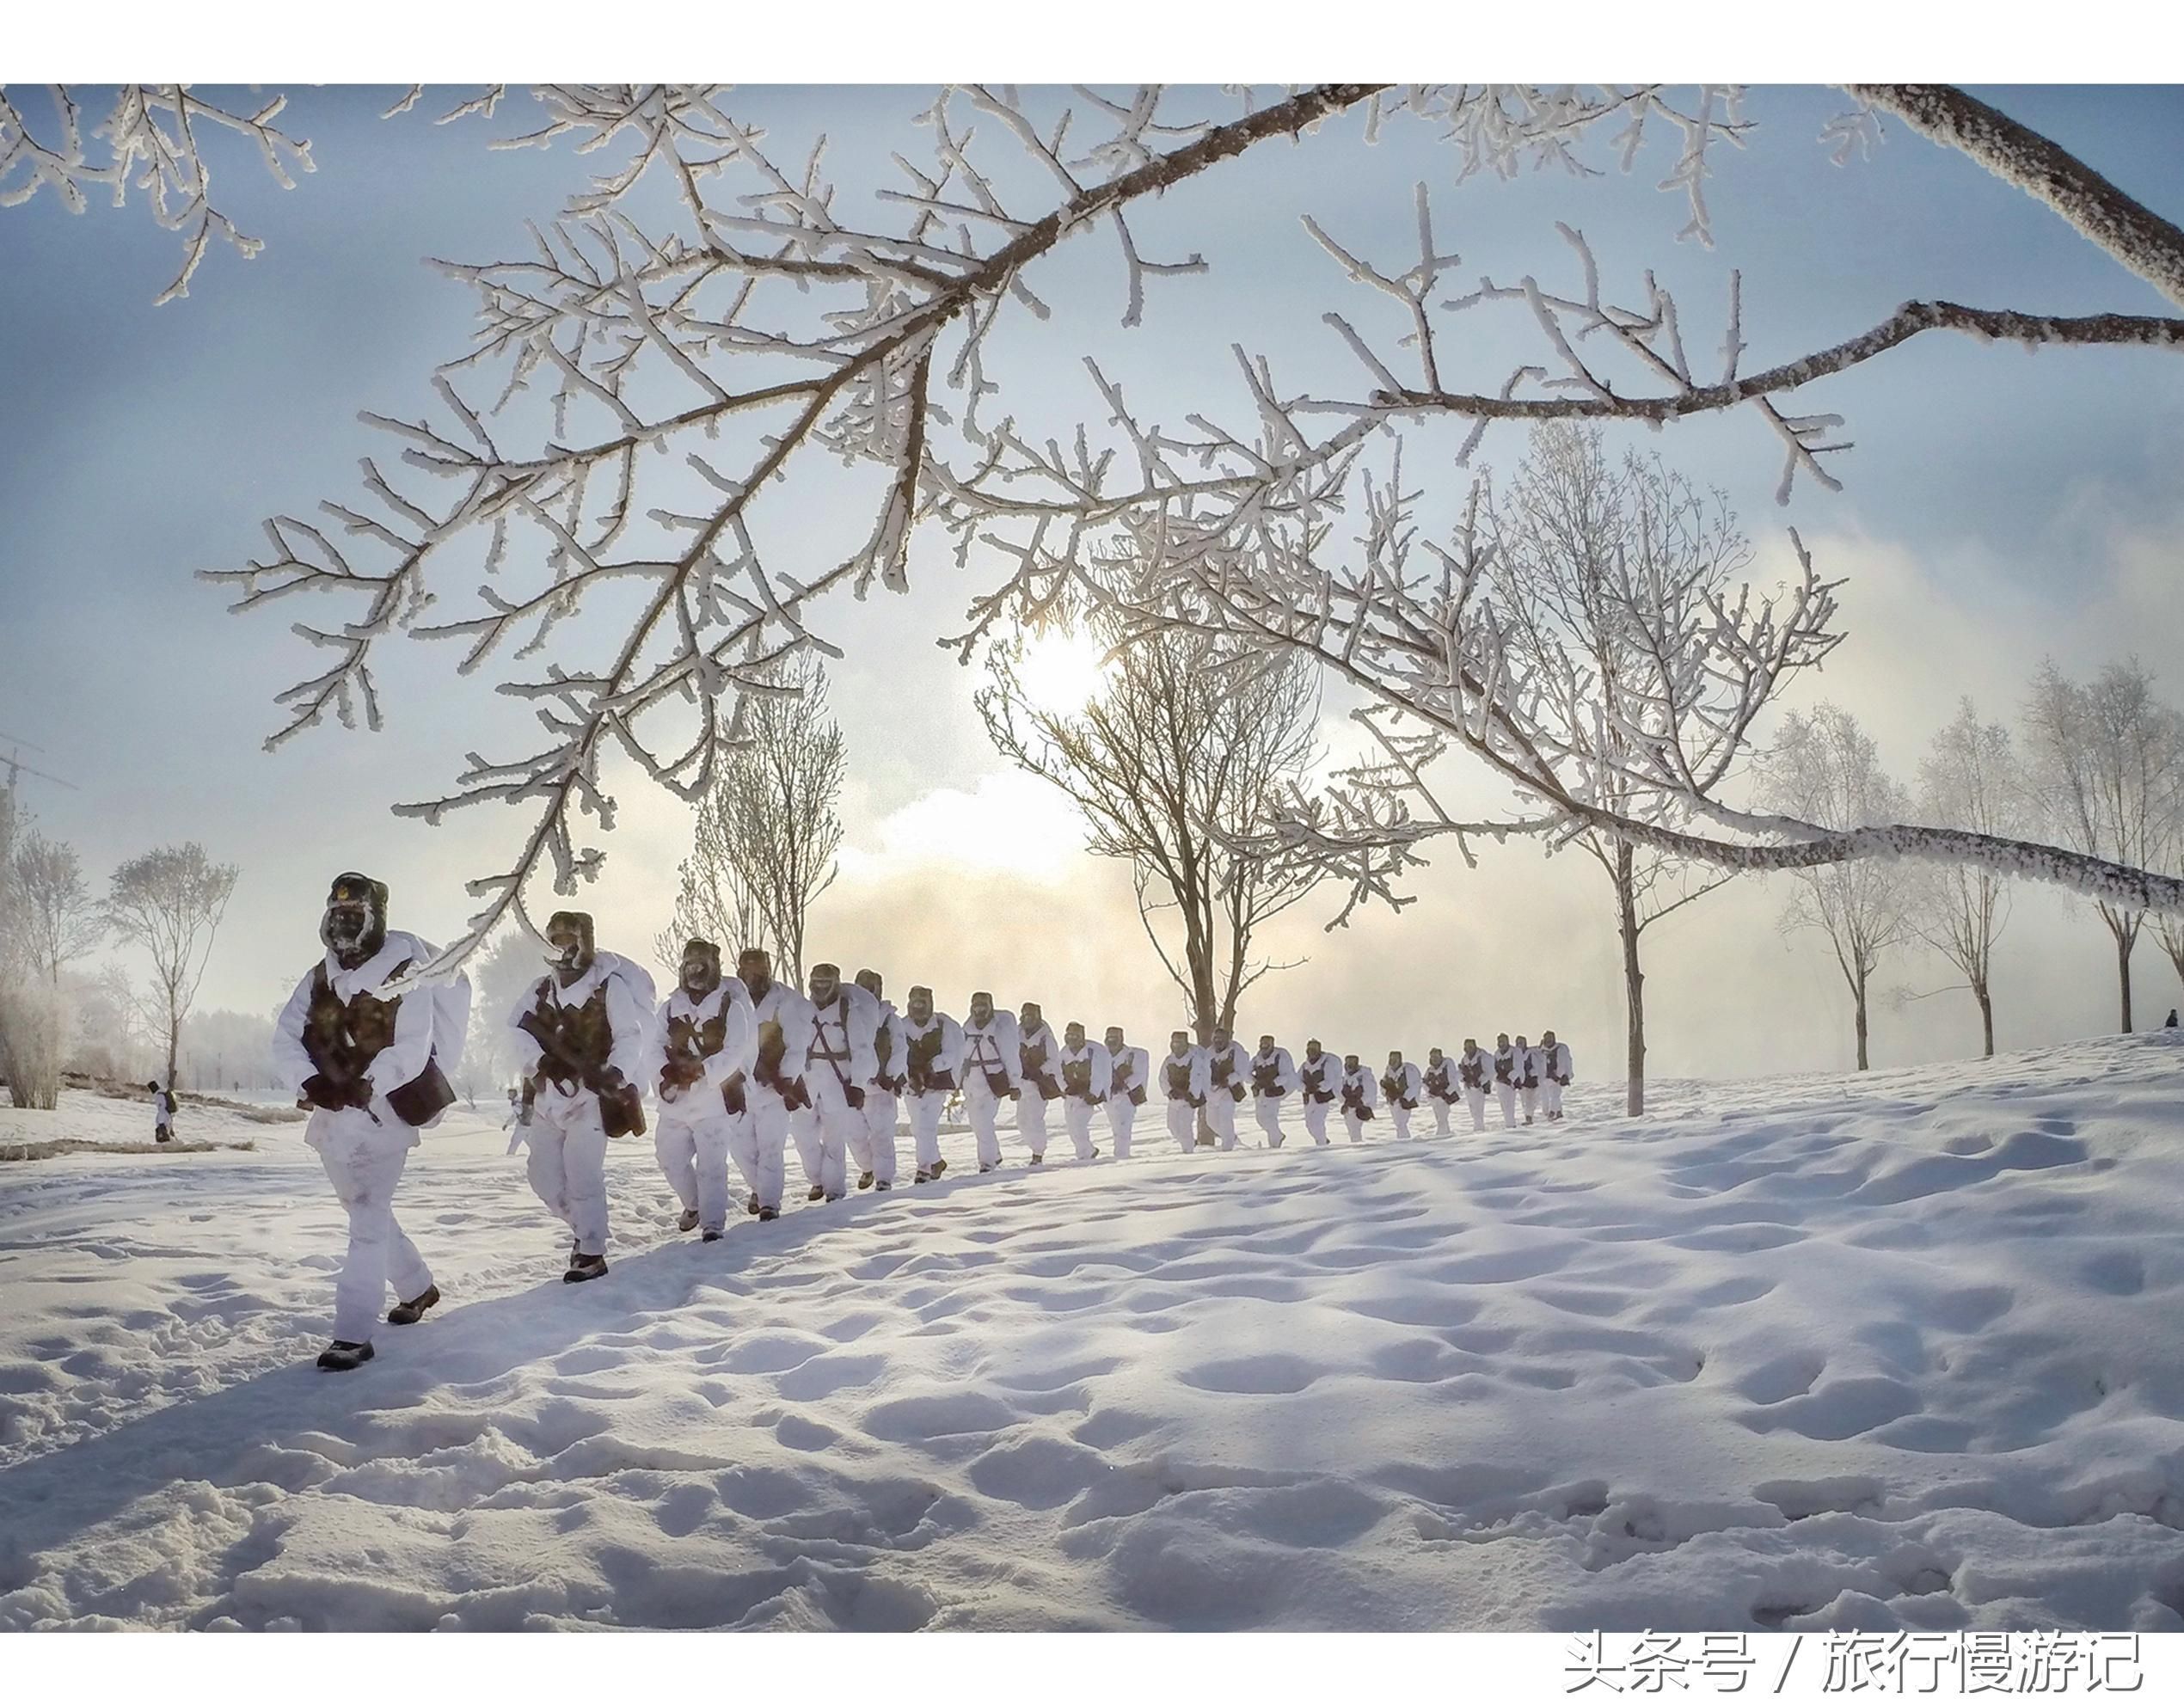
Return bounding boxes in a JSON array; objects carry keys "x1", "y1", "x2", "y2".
[
  {"x1": 845, "y1": 1084, "x2": 867, "y2": 1109},
  {"x1": 343, "y1": 1076, "x2": 375, "y2": 1111},
  {"x1": 299, "y1": 1073, "x2": 346, "y2": 1111}
]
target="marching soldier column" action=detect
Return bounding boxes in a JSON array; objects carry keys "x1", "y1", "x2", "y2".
[{"x1": 273, "y1": 871, "x2": 1579, "y2": 1373}]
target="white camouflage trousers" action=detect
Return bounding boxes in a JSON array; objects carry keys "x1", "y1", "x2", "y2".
[
  {"x1": 907, "y1": 1088, "x2": 948, "y2": 1175},
  {"x1": 1062, "y1": 1097, "x2": 1101, "y2": 1159},
  {"x1": 1301, "y1": 1099, "x2": 1332, "y2": 1146},
  {"x1": 1164, "y1": 1098, "x2": 1198, "y2": 1154},
  {"x1": 964, "y1": 1074, "x2": 1009, "y2": 1169},
  {"x1": 1464, "y1": 1086, "x2": 1488, "y2": 1132},
  {"x1": 525, "y1": 1085, "x2": 610, "y2": 1257},
  {"x1": 1207, "y1": 1090, "x2": 1241, "y2": 1150},
  {"x1": 1543, "y1": 1079, "x2": 1565, "y2": 1119},
  {"x1": 1495, "y1": 1082, "x2": 1518, "y2": 1127},
  {"x1": 1018, "y1": 1086, "x2": 1053, "y2": 1158},
  {"x1": 801, "y1": 1069, "x2": 858, "y2": 1199},
  {"x1": 1104, "y1": 1095, "x2": 1138, "y2": 1157},
  {"x1": 850, "y1": 1089, "x2": 900, "y2": 1187},
  {"x1": 655, "y1": 1099, "x2": 737, "y2": 1235},
  {"x1": 310, "y1": 1105, "x2": 430, "y2": 1344},
  {"x1": 1254, "y1": 1095, "x2": 1285, "y2": 1149},
  {"x1": 729, "y1": 1086, "x2": 793, "y2": 1211}
]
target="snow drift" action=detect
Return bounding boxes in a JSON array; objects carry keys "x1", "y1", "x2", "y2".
[{"x1": 2, "y1": 1032, "x2": 2182, "y2": 1630}]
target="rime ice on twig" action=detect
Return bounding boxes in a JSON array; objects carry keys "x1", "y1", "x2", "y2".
[{"x1": 199, "y1": 83, "x2": 2184, "y2": 974}]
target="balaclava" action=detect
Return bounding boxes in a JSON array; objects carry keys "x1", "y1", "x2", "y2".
[
  {"x1": 321, "y1": 872, "x2": 389, "y2": 970},
  {"x1": 546, "y1": 911, "x2": 596, "y2": 986},
  {"x1": 680, "y1": 939, "x2": 722, "y2": 999}
]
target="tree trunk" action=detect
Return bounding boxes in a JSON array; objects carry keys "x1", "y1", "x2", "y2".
[
  {"x1": 1616, "y1": 844, "x2": 1645, "y2": 1117},
  {"x1": 165, "y1": 1012, "x2": 181, "y2": 1090},
  {"x1": 2116, "y1": 926, "x2": 2135, "y2": 1034},
  {"x1": 1853, "y1": 968, "x2": 1870, "y2": 1071},
  {"x1": 1973, "y1": 976, "x2": 1995, "y2": 1059}
]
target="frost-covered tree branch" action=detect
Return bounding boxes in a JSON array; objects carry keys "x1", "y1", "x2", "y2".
[
  {"x1": 3, "y1": 83, "x2": 741, "y2": 303},
  {"x1": 200, "y1": 83, "x2": 2184, "y2": 975}
]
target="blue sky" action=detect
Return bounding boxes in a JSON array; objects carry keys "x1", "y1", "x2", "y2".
[{"x1": 3, "y1": 84, "x2": 2181, "y2": 1074}]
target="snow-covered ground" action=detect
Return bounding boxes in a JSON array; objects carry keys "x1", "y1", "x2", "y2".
[{"x1": 3, "y1": 1034, "x2": 2182, "y2": 1630}]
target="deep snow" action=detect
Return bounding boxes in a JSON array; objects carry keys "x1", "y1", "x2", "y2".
[{"x1": 3, "y1": 1033, "x2": 2182, "y2": 1630}]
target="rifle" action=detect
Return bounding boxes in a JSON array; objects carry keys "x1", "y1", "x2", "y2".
[
  {"x1": 1251, "y1": 1058, "x2": 1284, "y2": 1097},
  {"x1": 1341, "y1": 1080, "x2": 1375, "y2": 1120},
  {"x1": 1163, "y1": 1058, "x2": 1203, "y2": 1107},
  {"x1": 1111, "y1": 1052, "x2": 1146, "y2": 1106},
  {"x1": 1064, "y1": 1058, "x2": 1097, "y2": 1103}
]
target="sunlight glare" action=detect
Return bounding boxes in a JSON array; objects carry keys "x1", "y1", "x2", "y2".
[{"x1": 1016, "y1": 627, "x2": 1113, "y2": 717}]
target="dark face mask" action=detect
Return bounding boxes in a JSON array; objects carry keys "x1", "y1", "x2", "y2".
[
  {"x1": 908, "y1": 991, "x2": 934, "y2": 1024},
  {"x1": 681, "y1": 947, "x2": 721, "y2": 999},
  {"x1": 546, "y1": 914, "x2": 595, "y2": 986},
  {"x1": 322, "y1": 899, "x2": 378, "y2": 966},
  {"x1": 1170, "y1": 1038, "x2": 1189, "y2": 1058},
  {"x1": 1105, "y1": 1029, "x2": 1125, "y2": 1051},
  {"x1": 1306, "y1": 1043, "x2": 1322, "y2": 1061},
  {"x1": 970, "y1": 996, "x2": 993, "y2": 1025},
  {"x1": 810, "y1": 966, "x2": 840, "y2": 1006},
  {"x1": 740, "y1": 955, "x2": 773, "y2": 1000},
  {"x1": 1021, "y1": 1004, "x2": 1041, "y2": 1032},
  {"x1": 1066, "y1": 1027, "x2": 1085, "y2": 1048},
  {"x1": 856, "y1": 971, "x2": 884, "y2": 1001}
]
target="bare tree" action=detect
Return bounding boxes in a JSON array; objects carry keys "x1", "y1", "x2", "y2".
[
  {"x1": 1904, "y1": 701, "x2": 2026, "y2": 1058},
  {"x1": 977, "y1": 601, "x2": 1326, "y2": 1040},
  {"x1": 2021, "y1": 659, "x2": 2184, "y2": 1033},
  {"x1": 2159, "y1": 868, "x2": 2184, "y2": 1011},
  {"x1": 11, "y1": 834, "x2": 107, "y2": 990},
  {"x1": 0, "y1": 771, "x2": 34, "y2": 1107},
  {"x1": 463, "y1": 930, "x2": 554, "y2": 1095},
  {"x1": 185, "y1": 85, "x2": 2184, "y2": 975},
  {"x1": 659, "y1": 655, "x2": 844, "y2": 986},
  {"x1": 0, "y1": 831, "x2": 108, "y2": 1109},
  {"x1": 653, "y1": 804, "x2": 770, "y2": 978},
  {"x1": 104, "y1": 843, "x2": 240, "y2": 1086},
  {"x1": 1483, "y1": 423, "x2": 1755, "y2": 1113},
  {"x1": 1758, "y1": 705, "x2": 1911, "y2": 1071}
]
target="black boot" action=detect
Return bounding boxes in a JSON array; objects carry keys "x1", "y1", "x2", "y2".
[
  {"x1": 929, "y1": 1158, "x2": 948, "y2": 1179},
  {"x1": 1029, "y1": 1151, "x2": 1043, "y2": 1166},
  {"x1": 758, "y1": 1205, "x2": 779, "y2": 1222},
  {"x1": 746, "y1": 1195, "x2": 762, "y2": 1216},
  {"x1": 874, "y1": 1179, "x2": 892, "y2": 1191},
  {"x1": 857, "y1": 1170, "x2": 874, "y2": 1191},
  {"x1": 914, "y1": 1169, "x2": 931, "y2": 1184},
  {"x1": 807, "y1": 1183, "x2": 825, "y2": 1202},
  {"x1": 317, "y1": 1340, "x2": 375, "y2": 1371},
  {"x1": 563, "y1": 1254, "x2": 610, "y2": 1284},
  {"x1": 678, "y1": 1208, "x2": 701, "y2": 1233},
  {"x1": 386, "y1": 1285, "x2": 440, "y2": 1327},
  {"x1": 702, "y1": 1229, "x2": 723, "y2": 1243}
]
